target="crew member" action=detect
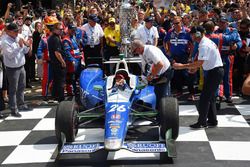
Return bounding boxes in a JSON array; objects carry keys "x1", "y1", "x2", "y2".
[
  {"x1": 48, "y1": 22, "x2": 66, "y2": 102},
  {"x1": 37, "y1": 16, "x2": 59, "y2": 101},
  {"x1": 62, "y1": 23, "x2": 84, "y2": 95},
  {"x1": 215, "y1": 17, "x2": 242, "y2": 103},
  {"x1": 173, "y1": 26, "x2": 224, "y2": 129},
  {"x1": 131, "y1": 40, "x2": 172, "y2": 109},
  {"x1": 163, "y1": 16, "x2": 194, "y2": 99}
]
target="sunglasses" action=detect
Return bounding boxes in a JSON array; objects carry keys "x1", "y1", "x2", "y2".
[{"x1": 173, "y1": 22, "x2": 180, "y2": 25}]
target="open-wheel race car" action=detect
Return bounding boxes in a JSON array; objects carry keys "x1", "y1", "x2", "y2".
[{"x1": 55, "y1": 58, "x2": 179, "y2": 161}]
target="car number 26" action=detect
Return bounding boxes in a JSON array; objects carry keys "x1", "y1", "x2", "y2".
[{"x1": 108, "y1": 104, "x2": 126, "y2": 112}]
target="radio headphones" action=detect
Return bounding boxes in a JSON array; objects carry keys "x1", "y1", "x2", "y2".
[
  {"x1": 195, "y1": 31, "x2": 202, "y2": 38},
  {"x1": 191, "y1": 26, "x2": 205, "y2": 38}
]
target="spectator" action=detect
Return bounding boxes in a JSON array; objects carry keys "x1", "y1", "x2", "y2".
[
  {"x1": 22, "y1": 16, "x2": 34, "y2": 88},
  {"x1": 2, "y1": 23, "x2": 32, "y2": 117},
  {"x1": 81, "y1": 14, "x2": 104, "y2": 67},
  {"x1": 135, "y1": 16, "x2": 159, "y2": 46},
  {"x1": 104, "y1": 17, "x2": 121, "y2": 60}
]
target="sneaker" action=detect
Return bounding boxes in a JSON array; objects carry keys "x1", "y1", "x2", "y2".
[
  {"x1": 189, "y1": 122, "x2": 207, "y2": 129},
  {"x1": 225, "y1": 97, "x2": 233, "y2": 103}
]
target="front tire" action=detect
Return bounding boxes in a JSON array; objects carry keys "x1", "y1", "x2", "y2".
[
  {"x1": 159, "y1": 97, "x2": 179, "y2": 140},
  {"x1": 55, "y1": 101, "x2": 79, "y2": 148}
]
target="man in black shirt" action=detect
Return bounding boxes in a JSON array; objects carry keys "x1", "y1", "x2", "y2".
[{"x1": 47, "y1": 22, "x2": 66, "y2": 102}]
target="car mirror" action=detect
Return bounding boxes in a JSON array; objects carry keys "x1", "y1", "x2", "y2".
[{"x1": 93, "y1": 85, "x2": 103, "y2": 91}]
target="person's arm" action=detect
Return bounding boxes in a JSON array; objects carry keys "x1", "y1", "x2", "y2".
[
  {"x1": 153, "y1": 37, "x2": 158, "y2": 46},
  {"x1": 163, "y1": 32, "x2": 171, "y2": 56},
  {"x1": 53, "y1": 37, "x2": 66, "y2": 67},
  {"x1": 242, "y1": 74, "x2": 250, "y2": 95},
  {"x1": 55, "y1": 51, "x2": 66, "y2": 68},
  {"x1": 2, "y1": 38, "x2": 26, "y2": 59},
  {"x1": 36, "y1": 39, "x2": 44, "y2": 60},
  {"x1": 4, "y1": 3, "x2": 12, "y2": 20},
  {"x1": 173, "y1": 60, "x2": 204, "y2": 70},
  {"x1": 147, "y1": 61, "x2": 164, "y2": 81},
  {"x1": 153, "y1": 5, "x2": 161, "y2": 24},
  {"x1": 93, "y1": 2, "x2": 102, "y2": 16},
  {"x1": 62, "y1": 39, "x2": 75, "y2": 62}
]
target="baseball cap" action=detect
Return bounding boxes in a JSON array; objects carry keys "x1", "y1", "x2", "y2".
[
  {"x1": 6, "y1": 22, "x2": 19, "y2": 32},
  {"x1": 68, "y1": 23, "x2": 77, "y2": 30},
  {"x1": 144, "y1": 16, "x2": 154, "y2": 22},
  {"x1": 219, "y1": 17, "x2": 228, "y2": 22},
  {"x1": 108, "y1": 17, "x2": 115, "y2": 23},
  {"x1": 88, "y1": 14, "x2": 99, "y2": 22},
  {"x1": 24, "y1": 15, "x2": 33, "y2": 21},
  {"x1": 170, "y1": 10, "x2": 177, "y2": 16}
]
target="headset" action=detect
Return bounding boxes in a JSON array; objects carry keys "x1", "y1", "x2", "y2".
[{"x1": 195, "y1": 31, "x2": 202, "y2": 38}]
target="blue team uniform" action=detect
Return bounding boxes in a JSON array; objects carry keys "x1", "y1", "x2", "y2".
[{"x1": 215, "y1": 27, "x2": 242, "y2": 99}]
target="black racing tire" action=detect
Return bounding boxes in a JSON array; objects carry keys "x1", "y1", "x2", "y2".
[
  {"x1": 55, "y1": 101, "x2": 79, "y2": 146},
  {"x1": 159, "y1": 97, "x2": 179, "y2": 140}
]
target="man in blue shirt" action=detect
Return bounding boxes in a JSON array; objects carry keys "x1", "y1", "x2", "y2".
[{"x1": 164, "y1": 16, "x2": 194, "y2": 99}]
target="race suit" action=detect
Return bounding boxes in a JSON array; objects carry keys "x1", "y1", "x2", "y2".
[
  {"x1": 37, "y1": 34, "x2": 52, "y2": 98},
  {"x1": 62, "y1": 35, "x2": 84, "y2": 95},
  {"x1": 215, "y1": 27, "x2": 242, "y2": 98}
]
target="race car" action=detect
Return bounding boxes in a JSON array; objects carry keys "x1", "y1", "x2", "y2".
[{"x1": 55, "y1": 57, "x2": 179, "y2": 160}]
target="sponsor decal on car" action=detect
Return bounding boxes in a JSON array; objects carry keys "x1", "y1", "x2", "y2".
[
  {"x1": 126, "y1": 143, "x2": 167, "y2": 153},
  {"x1": 108, "y1": 104, "x2": 126, "y2": 113},
  {"x1": 111, "y1": 114, "x2": 121, "y2": 120},
  {"x1": 61, "y1": 143, "x2": 102, "y2": 153}
]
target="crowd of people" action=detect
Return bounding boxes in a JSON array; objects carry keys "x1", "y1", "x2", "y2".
[{"x1": 0, "y1": 0, "x2": 249, "y2": 121}]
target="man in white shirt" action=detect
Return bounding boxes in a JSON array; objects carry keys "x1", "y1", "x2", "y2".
[
  {"x1": 173, "y1": 26, "x2": 224, "y2": 129},
  {"x1": 135, "y1": 16, "x2": 159, "y2": 46},
  {"x1": 81, "y1": 14, "x2": 104, "y2": 67},
  {"x1": 1, "y1": 23, "x2": 32, "y2": 117},
  {"x1": 131, "y1": 40, "x2": 172, "y2": 109}
]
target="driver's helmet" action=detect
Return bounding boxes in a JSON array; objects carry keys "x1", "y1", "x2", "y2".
[{"x1": 43, "y1": 16, "x2": 58, "y2": 34}]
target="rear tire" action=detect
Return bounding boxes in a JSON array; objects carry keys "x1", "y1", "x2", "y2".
[
  {"x1": 159, "y1": 97, "x2": 179, "y2": 140},
  {"x1": 55, "y1": 101, "x2": 79, "y2": 148}
]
